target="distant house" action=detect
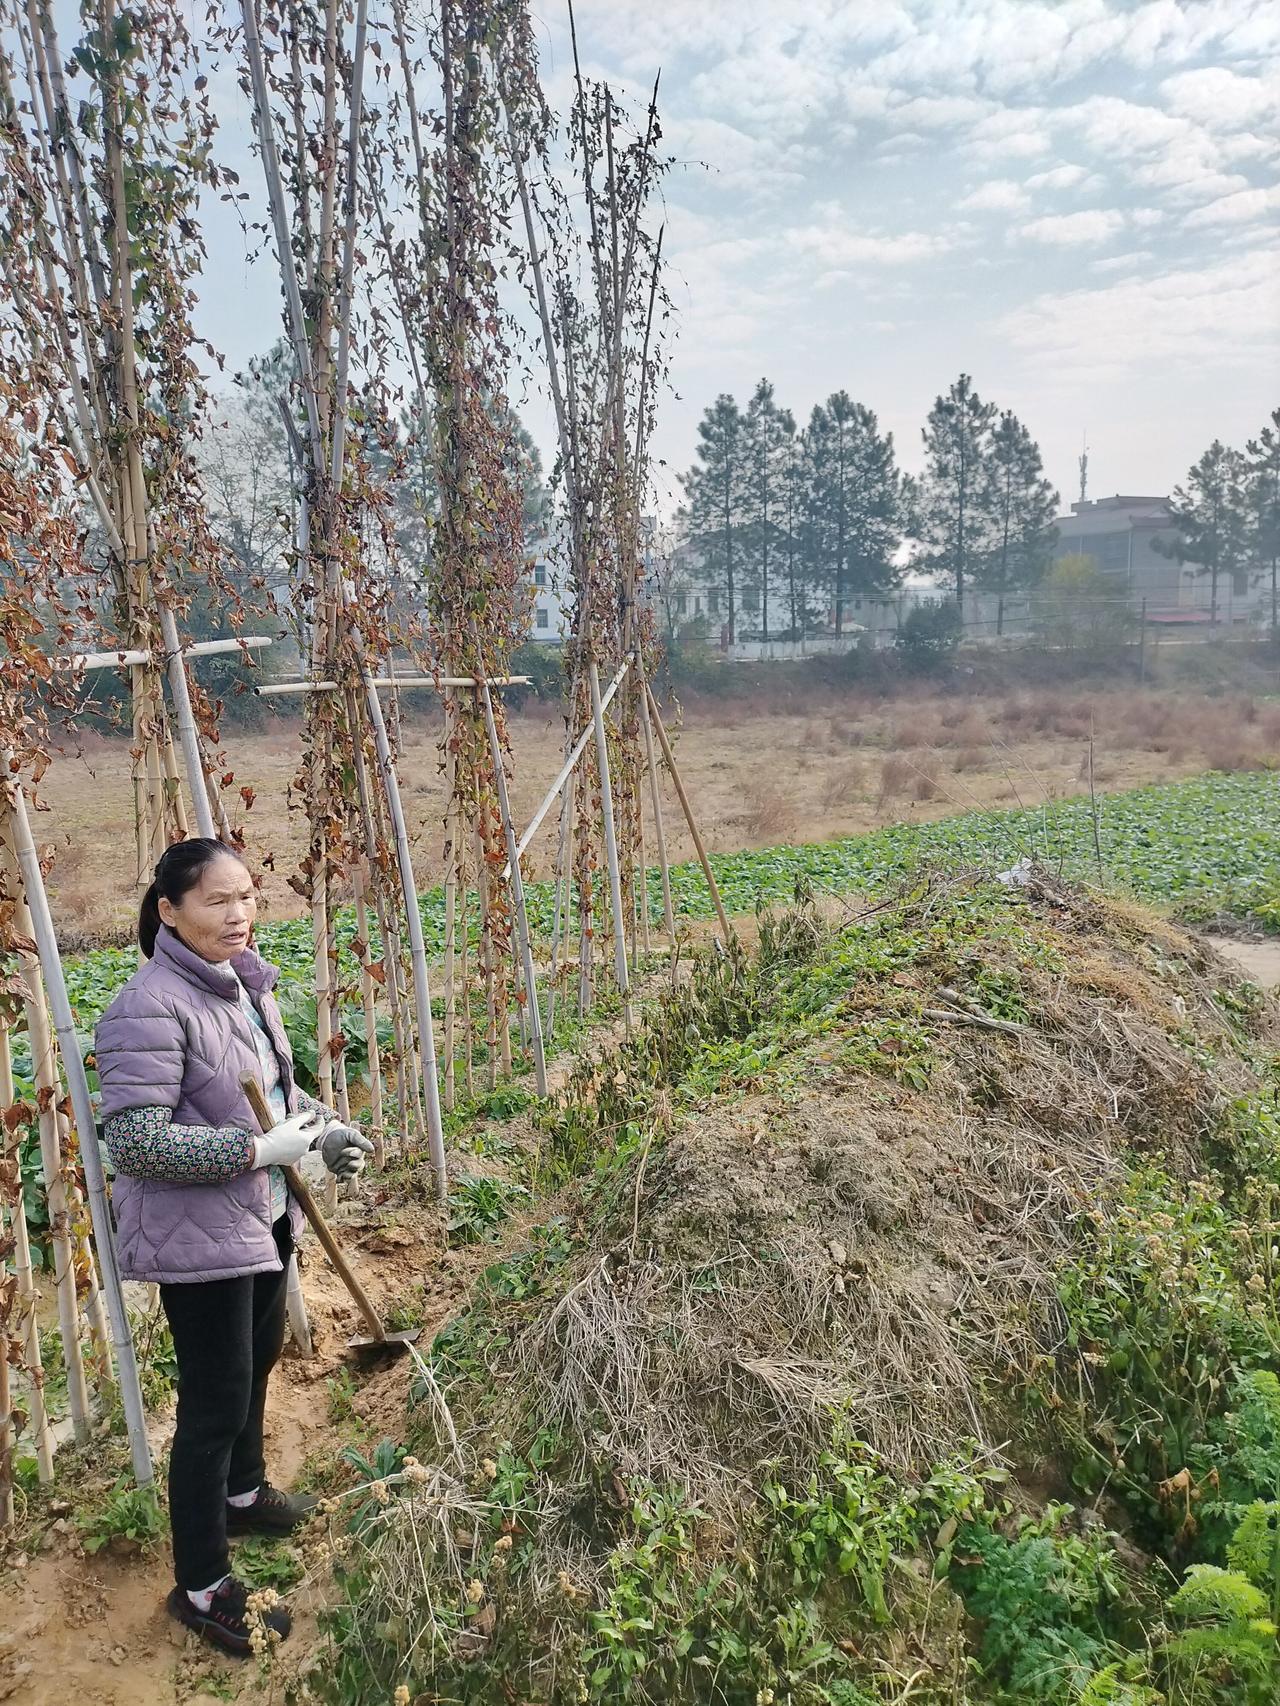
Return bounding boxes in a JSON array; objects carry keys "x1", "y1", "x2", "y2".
[
  {"x1": 524, "y1": 516, "x2": 664, "y2": 643},
  {"x1": 1053, "y1": 494, "x2": 1258, "y2": 626},
  {"x1": 525, "y1": 530, "x2": 568, "y2": 644}
]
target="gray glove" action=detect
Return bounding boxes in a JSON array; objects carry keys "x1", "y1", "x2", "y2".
[
  {"x1": 314, "y1": 1120, "x2": 375, "y2": 1181},
  {"x1": 251, "y1": 1109, "x2": 325, "y2": 1169}
]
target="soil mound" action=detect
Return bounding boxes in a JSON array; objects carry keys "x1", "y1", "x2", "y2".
[{"x1": 502, "y1": 875, "x2": 1270, "y2": 1497}]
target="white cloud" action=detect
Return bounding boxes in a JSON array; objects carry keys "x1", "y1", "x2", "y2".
[
  {"x1": 1091, "y1": 249, "x2": 1155, "y2": 273},
  {"x1": 1183, "y1": 185, "x2": 1280, "y2": 227},
  {"x1": 887, "y1": 94, "x2": 989, "y2": 131},
  {"x1": 874, "y1": 132, "x2": 927, "y2": 155},
  {"x1": 1020, "y1": 208, "x2": 1127, "y2": 245},
  {"x1": 965, "y1": 106, "x2": 1053, "y2": 161},
  {"x1": 1051, "y1": 91, "x2": 1265, "y2": 206},
  {"x1": 792, "y1": 217, "x2": 957, "y2": 269},
  {"x1": 959, "y1": 178, "x2": 1031, "y2": 213},
  {"x1": 1026, "y1": 164, "x2": 1094, "y2": 191},
  {"x1": 1000, "y1": 246, "x2": 1277, "y2": 370},
  {"x1": 663, "y1": 116, "x2": 814, "y2": 195},
  {"x1": 1160, "y1": 66, "x2": 1278, "y2": 131}
]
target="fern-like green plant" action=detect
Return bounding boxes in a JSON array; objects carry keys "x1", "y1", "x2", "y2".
[
  {"x1": 1169, "y1": 1564, "x2": 1269, "y2": 1623},
  {"x1": 1077, "y1": 1662, "x2": 1163, "y2": 1705},
  {"x1": 1226, "y1": 1501, "x2": 1280, "y2": 1614},
  {"x1": 1163, "y1": 1562, "x2": 1280, "y2": 1703},
  {"x1": 1245, "y1": 1370, "x2": 1280, "y2": 1433}
]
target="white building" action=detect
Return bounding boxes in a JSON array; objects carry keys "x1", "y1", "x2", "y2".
[{"x1": 525, "y1": 528, "x2": 569, "y2": 644}]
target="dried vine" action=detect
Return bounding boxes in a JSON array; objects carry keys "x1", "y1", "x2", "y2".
[{"x1": 498, "y1": 9, "x2": 672, "y2": 1022}]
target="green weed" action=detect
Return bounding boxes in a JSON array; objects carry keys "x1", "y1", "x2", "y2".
[
  {"x1": 232, "y1": 1535, "x2": 303, "y2": 1591},
  {"x1": 446, "y1": 1175, "x2": 531, "y2": 1245},
  {"x1": 77, "y1": 1479, "x2": 165, "y2": 1555},
  {"x1": 948, "y1": 1505, "x2": 1133, "y2": 1701}
]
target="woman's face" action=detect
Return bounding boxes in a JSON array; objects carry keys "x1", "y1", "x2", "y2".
[{"x1": 159, "y1": 854, "x2": 257, "y2": 964}]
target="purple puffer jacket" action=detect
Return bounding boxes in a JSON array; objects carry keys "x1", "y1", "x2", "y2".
[{"x1": 95, "y1": 925, "x2": 305, "y2": 1284}]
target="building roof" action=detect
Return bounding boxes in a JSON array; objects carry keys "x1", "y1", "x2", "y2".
[{"x1": 1057, "y1": 494, "x2": 1172, "y2": 529}]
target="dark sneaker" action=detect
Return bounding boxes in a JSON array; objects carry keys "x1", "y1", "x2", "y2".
[
  {"x1": 226, "y1": 1480, "x2": 319, "y2": 1537},
  {"x1": 166, "y1": 1576, "x2": 292, "y2": 1657}
]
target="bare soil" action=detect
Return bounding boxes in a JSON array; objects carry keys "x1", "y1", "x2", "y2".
[
  {"x1": 40, "y1": 683, "x2": 1280, "y2": 945},
  {"x1": 1210, "y1": 937, "x2": 1280, "y2": 988},
  {"x1": 0, "y1": 1176, "x2": 547, "y2": 1705}
]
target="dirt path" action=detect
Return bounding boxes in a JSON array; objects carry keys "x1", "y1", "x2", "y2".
[
  {"x1": 0, "y1": 1161, "x2": 546, "y2": 1706},
  {"x1": 1209, "y1": 937, "x2": 1280, "y2": 989}
]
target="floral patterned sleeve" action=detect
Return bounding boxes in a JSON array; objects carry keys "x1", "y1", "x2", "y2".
[{"x1": 103, "y1": 1106, "x2": 255, "y2": 1183}]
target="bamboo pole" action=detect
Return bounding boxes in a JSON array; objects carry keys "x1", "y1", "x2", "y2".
[
  {"x1": 0, "y1": 1023, "x2": 54, "y2": 1483},
  {"x1": 462, "y1": 915, "x2": 475, "y2": 1102},
  {"x1": 3, "y1": 767, "x2": 153, "y2": 1486},
  {"x1": 326, "y1": 0, "x2": 368, "y2": 499},
  {"x1": 474, "y1": 823, "x2": 499, "y2": 1093},
  {"x1": 478, "y1": 672, "x2": 547, "y2": 1096},
  {"x1": 360, "y1": 673, "x2": 447, "y2": 1200},
  {"x1": 544, "y1": 766, "x2": 575, "y2": 1040},
  {"x1": 348, "y1": 704, "x2": 418, "y2": 1150},
  {"x1": 156, "y1": 603, "x2": 218, "y2": 841},
  {"x1": 366, "y1": 747, "x2": 424, "y2": 1148},
  {"x1": 256, "y1": 676, "x2": 529, "y2": 696},
  {"x1": 644, "y1": 685, "x2": 733, "y2": 946},
  {"x1": 69, "y1": 637, "x2": 273, "y2": 672},
  {"x1": 55, "y1": 1103, "x2": 113, "y2": 1391},
  {"x1": 0, "y1": 1255, "x2": 9, "y2": 1529},
  {"x1": 353, "y1": 871, "x2": 384, "y2": 1167},
  {"x1": 589, "y1": 659, "x2": 632, "y2": 1029},
  {"x1": 237, "y1": 0, "x2": 323, "y2": 467},
  {"x1": 500, "y1": 657, "x2": 630, "y2": 881},
  {"x1": 0, "y1": 831, "x2": 92, "y2": 1449},
  {"x1": 442, "y1": 724, "x2": 460, "y2": 1113},
  {"x1": 635, "y1": 773, "x2": 648, "y2": 964},
  {"x1": 639, "y1": 677, "x2": 675, "y2": 946}
]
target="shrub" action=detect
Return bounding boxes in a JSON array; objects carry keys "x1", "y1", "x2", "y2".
[
  {"x1": 894, "y1": 601, "x2": 962, "y2": 665},
  {"x1": 506, "y1": 642, "x2": 564, "y2": 707}
]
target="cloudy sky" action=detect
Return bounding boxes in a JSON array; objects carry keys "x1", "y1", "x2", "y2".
[
  {"x1": 197, "y1": 0, "x2": 1279, "y2": 521},
  {"x1": 524, "y1": 0, "x2": 1279, "y2": 516}
]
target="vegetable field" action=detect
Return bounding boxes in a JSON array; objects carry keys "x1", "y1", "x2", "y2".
[{"x1": 61, "y1": 769, "x2": 1280, "y2": 1038}]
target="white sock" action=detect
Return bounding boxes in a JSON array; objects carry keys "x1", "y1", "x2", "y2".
[
  {"x1": 227, "y1": 1486, "x2": 259, "y2": 1509},
  {"x1": 187, "y1": 1575, "x2": 229, "y2": 1612}
]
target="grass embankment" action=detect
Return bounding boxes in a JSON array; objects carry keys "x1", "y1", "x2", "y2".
[{"x1": 257, "y1": 869, "x2": 1280, "y2": 1705}]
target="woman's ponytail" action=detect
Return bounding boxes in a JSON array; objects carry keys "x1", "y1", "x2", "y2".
[{"x1": 138, "y1": 881, "x2": 163, "y2": 959}]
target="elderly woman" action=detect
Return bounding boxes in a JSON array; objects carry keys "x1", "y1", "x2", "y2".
[{"x1": 94, "y1": 837, "x2": 372, "y2": 1656}]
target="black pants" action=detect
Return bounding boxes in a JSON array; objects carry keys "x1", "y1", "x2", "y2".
[{"x1": 160, "y1": 1216, "x2": 292, "y2": 1590}]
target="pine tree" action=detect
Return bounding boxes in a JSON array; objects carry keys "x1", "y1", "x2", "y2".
[
  {"x1": 828, "y1": 391, "x2": 856, "y2": 633},
  {"x1": 803, "y1": 395, "x2": 906, "y2": 632},
  {"x1": 683, "y1": 394, "x2": 745, "y2": 643},
  {"x1": 919, "y1": 374, "x2": 998, "y2": 616},
  {"x1": 801, "y1": 406, "x2": 835, "y2": 627},
  {"x1": 983, "y1": 410, "x2": 1059, "y2": 635},
  {"x1": 1157, "y1": 440, "x2": 1250, "y2": 625},
  {"x1": 841, "y1": 400, "x2": 908, "y2": 613},
  {"x1": 779, "y1": 408, "x2": 803, "y2": 638},
  {"x1": 742, "y1": 379, "x2": 789, "y2": 641},
  {"x1": 1245, "y1": 409, "x2": 1280, "y2": 641}
]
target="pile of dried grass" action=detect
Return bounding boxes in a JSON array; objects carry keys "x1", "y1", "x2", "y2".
[{"x1": 493, "y1": 877, "x2": 1273, "y2": 1506}]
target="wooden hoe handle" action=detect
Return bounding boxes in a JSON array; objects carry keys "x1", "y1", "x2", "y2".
[{"x1": 240, "y1": 1074, "x2": 388, "y2": 1344}]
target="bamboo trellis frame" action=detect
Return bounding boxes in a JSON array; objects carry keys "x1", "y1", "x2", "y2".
[
  {"x1": 1, "y1": 756, "x2": 153, "y2": 1487},
  {"x1": 236, "y1": 0, "x2": 454, "y2": 1196},
  {"x1": 0, "y1": 0, "x2": 735, "y2": 1526}
]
